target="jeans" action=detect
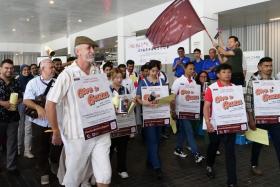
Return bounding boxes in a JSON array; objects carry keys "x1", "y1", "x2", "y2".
[
  {"x1": 143, "y1": 126, "x2": 161, "y2": 169},
  {"x1": 251, "y1": 124, "x2": 280, "y2": 167},
  {"x1": 17, "y1": 102, "x2": 25, "y2": 153},
  {"x1": 0, "y1": 121, "x2": 19, "y2": 170},
  {"x1": 110, "y1": 136, "x2": 129, "y2": 172},
  {"x1": 176, "y1": 119, "x2": 199, "y2": 155},
  {"x1": 206, "y1": 133, "x2": 237, "y2": 185}
]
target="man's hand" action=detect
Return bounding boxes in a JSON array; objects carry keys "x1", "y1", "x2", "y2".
[
  {"x1": 248, "y1": 120, "x2": 257, "y2": 131},
  {"x1": 36, "y1": 105, "x2": 46, "y2": 119},
  {"x1": 206, "y1": 121, "x2": 215, "y2": 133},
  {"x1": 213, "y1": 42, "x2": 219, "y2": 48},
  {"x1": 52, "y1": 130, "x2": 62, "y2": 145},
  {"x1": 176, "y1": 60, "x2": 182, "y2": 66},
  {"x1": 1, "y1": 101, "x2": 12, "y2": 110}
]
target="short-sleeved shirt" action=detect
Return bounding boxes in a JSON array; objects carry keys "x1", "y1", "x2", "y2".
[
  {"x1": 47, "y1": 62, "x2": 99, "y2": 140},
  {"x1": 171, "y1": 75, "x2": 195, "y2": 114},
  {"x1": 226, "y1": 48, "x2": 243, "y2": 74},
  {"x1": 24, "y1": 76, "x2": 55, "y2": 127},
  {"x1": 136, "y1": 78, "x2": 165, "y2": 97},
  {"x1": 110, "y1": 85, "x2": 129, "y2": 96},
  {"x1": 202, "y1": 58, "x2": 220, "y2": 80},
  {"x1": 172, "y1": 57, "x2": 191, "y2": 78},
  {"x1": 0, "y1": 78, "x2": 22, "y2": 122},
  {"x1": 192, "y1": 59, "x2": 204, "y2": 74},
  {"x1": 204, "y1": 80, "x2": 233, "y2": 116}
]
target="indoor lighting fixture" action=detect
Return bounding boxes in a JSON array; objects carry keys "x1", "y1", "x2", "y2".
[
  {"x1": 269, "y1": 17, "x2": 280, "y2": 21},
  {"x1": 41, "y1": 34, "x2": 46, "y2": 38},
  {"x1": 49, "y1": 0, "x2": 55, "y2": 5},
  {"x1": 78, "y1": 19, "x2": 83, "y2": 23},
  {"x1": 12, "y1": 28, "x2": 16, "y2": 32},
  {"x1": 26, "y1": 18, "x2": 30, "y2": 22}
]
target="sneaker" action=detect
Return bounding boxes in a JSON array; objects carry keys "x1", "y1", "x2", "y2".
[
  {"x1": 161, "y1": 134, "x2": 168, "y2": 139},
  {"x1": 174, "y1": 149, "x2": 187, "y2": 158},
  {"x1": 251, "y1": 166, "x2": 263, "y2": 176},
  {"x1": 195, "y1": 154, "x2": 205, "y2": 164},
  {"x1": 186, "y1": 146, "x2": 192, "y2": 151},
  {"x1": 81, "y1": 181, "x2": 92, "y2": 187},
  {"x1": 41, "y1": 175, "x2": 49, "y2": 185},
  {"x1": 155, "y1": 168, "x2": 162, "y2": 180},
  {"x1": 24, "y1": 151, "x2": 34, "y2": 159},
  {"x1": 228, "y1": 184, "x2": 238, "y2": 187},
  {"x1": 118, "y1": 172, "x2": 129, "y2": 179},
  {"x1": 206, "y1": 166, "x2": 215, "y2": 178},
  {"x1": 216, "y1": 150, "x2": 221, "y2": 156}
]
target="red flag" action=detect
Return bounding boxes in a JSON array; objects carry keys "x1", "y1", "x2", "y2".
[{"x1": 146, "y1": 0, "x2": 205, "y2": 48}]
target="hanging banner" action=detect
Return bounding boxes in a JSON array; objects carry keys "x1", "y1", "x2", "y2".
[
  {"x1": 177, "y1": 84, "x2": 201, "y2": 120},
  {"x1": 211, "y1": 86, "x2": 248, "y2": 134},
  {"x1": 253, "y1": 80, "x2": 280, "y2": 124},
  {"x1": 73, "y1": 74, "x2": 117, "y2": 140},
  {"x1": 142, "y1": 85, "x2": 170, "y2": 127}
]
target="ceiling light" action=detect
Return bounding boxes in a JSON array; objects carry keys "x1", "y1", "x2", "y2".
[
  {"x1": 26, "y1": 18, "x2": 30, "y2": 22},
  {"x1": 269, "y1": 17, "x2": 280, "y2": 21},
  {"x1": 78, "y1": 19, "x2": 83, "y2": 23},
  {"x1": 12, "y1": 28, "x2": 16, "y2": 32},
  {"x1": 15, "y1": 53, "x2": 18, "y2": 56},
  {"x1": 41, "y1": 34, "x2": 46, "y2": 38},
  {"x1": 49, "y1": 0, "x2": 55, "y2": 5}
]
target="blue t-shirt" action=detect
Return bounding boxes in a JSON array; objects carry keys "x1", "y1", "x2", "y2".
[
  {"x1": 192, "y1": 59, "x2": 204, "y2": 74},
  {"x1": 136, "y1": 78, "x2": 166, "y2": 97},
  {"x1": 172, "y1": 56, "x2": 190, "y2": 78},
  {"x1": 202, "y1": 58, "x2": 220, "y2": 80}
]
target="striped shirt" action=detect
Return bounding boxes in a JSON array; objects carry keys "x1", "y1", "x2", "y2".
[{"x1": 47, "y1": 62, "x2": 99, "y2": 140}]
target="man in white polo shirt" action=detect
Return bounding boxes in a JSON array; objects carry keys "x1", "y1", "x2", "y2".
[
  {"x1": 23, "y1": 58, "x2": 56, "y2": 185},
  {"x1": 45, "y1": 36, "x2": 111, "y2": 187}
]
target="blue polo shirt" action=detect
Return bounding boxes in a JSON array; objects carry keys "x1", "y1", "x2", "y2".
[
  {"x1": 202, "y1": 58, "x2": 220, "y2": 80},
  {"x1": 172, "y1": 56, "x2": 190, "y2": 78},
  {"x1": 192, "y1": 59, "x2": 204, "y2": 74}
]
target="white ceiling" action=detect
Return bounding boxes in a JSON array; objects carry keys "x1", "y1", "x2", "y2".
[
  {"x1": 219, "y1": 0, "x2": 280, "y2": 29},
  {"x1": 0, "y1": 0, "x2": 171, "y2": 44}
]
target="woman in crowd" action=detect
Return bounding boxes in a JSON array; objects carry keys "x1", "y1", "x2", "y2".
[
  {"x1": 17, "y1": 64, "x2": 33, "y2": 158},
  {"x1": 136, "y1": 60, "x2": 166, "y2": 179},
  {"x1": 110, "y1": 68, "x2": 132, "y2": 179}
]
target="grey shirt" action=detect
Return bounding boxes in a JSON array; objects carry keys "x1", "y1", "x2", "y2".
[{"x1": 226, "y1": 48, "x2": 243, "y2": 74}]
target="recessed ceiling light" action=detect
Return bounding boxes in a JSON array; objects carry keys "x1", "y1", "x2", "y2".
[
  {"x1": 15, "y1": 53, "x2": 18, "y2": 56},
  {"x1": 269, "y1": 17, "x2": 280, "y2": 21},
  {"x1": 12, "y1": 28, "x2": 16, "y2": 32},
  {"x1": 78, "y1": 19, "x2": 83, "y2": 23},
  {"x1": 49, "y1": 0, "x2": 55, "y2": 5},
  {"x1": 26, "y1": 18, "x2": 30, "y2": 22},
  {"x1": 41, "y1": 34, "x2": 46, "y2": 38}
]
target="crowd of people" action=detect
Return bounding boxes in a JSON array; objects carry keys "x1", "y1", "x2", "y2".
[{"x1": 0, "y1": 34, "x2": 280, "y2": 187}]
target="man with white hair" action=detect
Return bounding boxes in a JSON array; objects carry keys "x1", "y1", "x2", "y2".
[
  {"x1": 23, "y1": 58, "x2": 56, "y2": 185},
  {"x1": 45, "y1": 36, "x2": 111, "y2": 187}
]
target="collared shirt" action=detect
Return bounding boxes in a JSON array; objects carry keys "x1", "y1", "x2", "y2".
[
  {"x1": 202, "y1": 58, "x2": 220, "y2": 80},
  {"x1": 24, "y1": 76, "x2": 55, "y2": 127},
  {"x1": 171, "y1": 75, "x2": 195, "y2": 95},
  {"x1": 172, "y1": 56, "x2": 191, "y2": 77},
  {"x1": 158, "y1": 71, "x2": 169, "y2": 84},
  {"x1": 245, "y1": 74, "x2": 275, "y2": 114},
  {"x1": 0, "y1": 78, "x2": 22, "y2": 122},
  {"x1": 192, "y1": 59, "x2": 204, "y2": 74},
  {"x1": 47, "y1": 61, "x2": 99, "y2": 140},
  {"x1": 122, "y1": 78, "x2": 135, "y2": 95},
  {"x1": 136, "y1": 78, "x2": 165, "y2": 97},
  {"x1": 110, "y1": 85, "x2": 129, "y2": 96}
]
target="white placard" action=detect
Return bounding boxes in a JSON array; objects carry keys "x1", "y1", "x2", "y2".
[
  {"x1": 243, "y1": 51, "x2": 264, "y2": 73},
  {"x1": 212, "y1": 86, "x2": 248, "y2": 134},
  {"x1": 125, "y1": 36, "x2": 189, "y2": 65},
  {"x1": 253, "y1": 80, "x2": 280, "y2": 124},
  {"x1": 142, "y1": 85, "x2": 170, "y2": 127},
  {"x1": 73, "y1": 74, "x2": 117, "y2": 140},
  {"x1": 176, "y1": 84, "x2": 201, "y2": 120}
]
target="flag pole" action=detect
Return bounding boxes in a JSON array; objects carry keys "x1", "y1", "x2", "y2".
[{"x1": 204, "y1": 28, "x2": 214, "y2": 44}]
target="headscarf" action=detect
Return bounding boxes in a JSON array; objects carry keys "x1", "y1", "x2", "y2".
[{"x1": 18, "y1": 64, "x2": 33, "y2": 92}]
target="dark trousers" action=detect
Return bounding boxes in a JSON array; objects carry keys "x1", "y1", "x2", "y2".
[
  {"x1": 206, "y1": 133, "x2": 237, "y2": 185},
  {"x1": 231, "y1": 73, "x2": 245, "y2": 86},
  {"x1": 0, "y1": 121, "x2": 19, "y2": 170},
  {"x1": 251, "y1": 124, "x2": 280, "y2": 167},
  {"x1": 32, "y1": 123, "x2": 52, "y2": 176},
  {"x1": 144, "y1": 126, "x2": 161, "y2": 169},
  {"x1": 110, "y1": 136, "x2": 129, "y2": 172}
]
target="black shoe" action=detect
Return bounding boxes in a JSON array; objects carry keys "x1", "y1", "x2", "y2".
[
  {"x1": 206, "y1": 166, "x2": 215, "y2": 178},
  {"x1": 7, "y1": 169, "x2": 20, "y2": 176},
  {"x1": 228, "y1": 184, "x2": 238, "y2": 187},
  {"x1": 155, "y1": 168, "x2": 162, "y2": 180}
]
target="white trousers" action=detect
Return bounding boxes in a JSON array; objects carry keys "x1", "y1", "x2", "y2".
[{"x1": 62, "y1": 133, "x2": 112, "y2": 187}]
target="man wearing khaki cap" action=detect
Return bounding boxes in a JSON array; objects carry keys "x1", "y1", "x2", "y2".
[{"x1": 45, "y1": 36, "x2": 112, "y2": 187}]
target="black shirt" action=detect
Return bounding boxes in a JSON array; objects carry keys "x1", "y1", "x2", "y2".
[
  {"x1": 226, "y1": 48, "x2": 243, "y2": 74},
  {"x1": 0, "y1": 78, "x2": 22, "y2": 122}
]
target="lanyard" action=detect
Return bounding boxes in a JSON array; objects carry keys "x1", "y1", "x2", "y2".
[{"x1": 143, "y1": 78, "x2": 162, "y2": 87}]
